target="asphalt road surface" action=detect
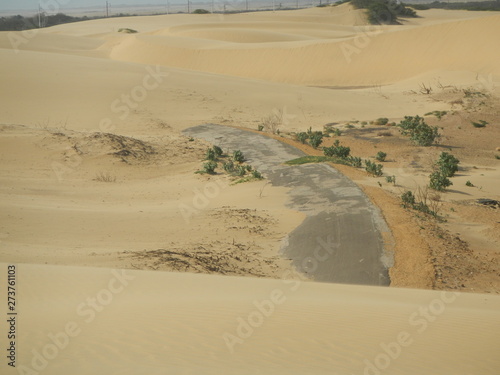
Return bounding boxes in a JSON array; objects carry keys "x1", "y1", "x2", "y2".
[{"x1": 184, "y1": 124, "x2": 393, "y2": 286}]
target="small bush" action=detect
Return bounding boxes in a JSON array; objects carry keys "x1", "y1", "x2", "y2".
[
  {"x1": 425, "y1": 110, "x2": 447, "y2": 120},
  {"x1": 465, "y1": 180, "x2": 474, "y2": 187},
  {"x1": 213, "y1": 145, "x2": 223, "y2": 157},
  {"x1": 205, "y1": 148, "x2": 217, "y2": 161},
  {"x1": 365, "y1": 159, "x2": 383, "y2": 176},
  {"x1": 233, "y1": 150, "x2": 245, "y2": 163},
  {"x1": 323, "y1": 140, "x2": 351, "y2": 158},
  {"x1": 385, "y1": 175, "x2": 396, "y2": 185},
  {"x1": 223, "y1": 160, "x2": 235, "y2": 174},
  {"x1": 374, "y1": 117, "x2": 389, "y2": 125},
  {"x1": 118, "y1": 28, "x2": 138, "y2": 33},
  {"x1": 471, "y1": 120, "x2": 488, "y2": 128},
  {"x1": 401, "y1": 191, "x2": 416, "y2": 208},
  {"x1": 436, "y1": 152, "x2": 459, "y2": 177},
  {"x1": 193, "y1": 8, "x2": 210, "y2": 14},
  {"x1": 257, "y1": 124, "x2": 264, "y2": 131},
  {"x1": 296, "y1": 132, "x2": 308, "y2": 144},
  {"x1": 375, "y1": 151, "x2": 387, "y2": 162},
  {"x1": 309, "y1": 132, "x2": 324, "y2": 149},
  {"x1": 95, "y1": 171, "x2": 116, "y2": 182},
  {"x1": 235, "y1": 165, "x2": 247, "y2": 176},
  {"x1": 398, "y1": 115, "x2": 440, "y2": 146},
  {"x1": 252, "y1": 170, "x2": 263, "y2": 179},
  {"x1": 201, "y1": 161, "x2": 217, "y2": 175},
  {"x1": 346, "y1": 156, "x2": 362, "y2": 168},
  {"x1": 429, "y1": 171, "x2": 452, "y2": 191}
]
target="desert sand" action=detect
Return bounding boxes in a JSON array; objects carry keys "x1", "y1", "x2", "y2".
[{"x1": 0, "y1": 3, "x2": 499, "y2": 373}]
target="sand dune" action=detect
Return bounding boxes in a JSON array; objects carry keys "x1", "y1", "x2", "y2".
[{"x1": 1, "y1": 263, "x2": 499, "y2": 374}]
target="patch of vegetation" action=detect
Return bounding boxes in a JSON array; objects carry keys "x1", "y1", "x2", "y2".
[
  {"x1": 398, "y1": 115, "x2": 440, "y2": 146},
  {"x1": 436, "y1": 152, "x2": 459, "y2": 177},
  {"x1": 233, "y1": 150, "x2": 245, "y2": 163},
  {"x1": 193, "y1": 9, "x2": 210, "y2": 14},
  {"x1": 351, "y1": 0, "x2": 417, "y2": 24},
  {"x1": 471, "y1": 120, "x2": 488, "y2": 128},
  {"x1": 429, "y1": 171, "x2": 452, "y2": 191},
  {"x1": 198, "y1": 161, "x2": 218, "y2": 175},
  {"x1": 257, "y1": 124, "x2": 264, "y2": 131},
  {"x1": 408, "y1": 1, "x2": 500, "y2": 11},
  {"x1": 346, "y1": 156, "x2": 362, "y2": 168},
  {"x1": 323, "y1": 140, "x2": 351, "y2": 158},
  {"x1": 374, "y1": 117, "x2": 389, "y2": 125},
  {"x1": 375, "y1": 151, "x2": 387, "y2": 162},
  {"x1": 94, "y1": 171, "x2": 116, "y2": 183},
  {"x1": 345, "y1": 124, "x2": 355, "y2": 129},
  {"x1": 425, "y1": 110, "x2": 447, "y2": 120},
  {"x1": 465, "y1": 180, "x2": 474, "y2": 187},
  {"x1": 364, "y1": 159, "x2": 383, "y2": 176},
  {"x1": 118, "y1": 28, "x2": 138, "y2": 33},
  {"x1": 385, "y1": 175, "x2": 396, "y2": 185},
  {"x1": 308, "y1": 132, "x2": 324, "y2": 149},
  {"x1": 296, "y1": 132, "x2": 309, "y2": 144},
  {"x1": 401, "y1": 189, "x2": 439, "y2": 217}
]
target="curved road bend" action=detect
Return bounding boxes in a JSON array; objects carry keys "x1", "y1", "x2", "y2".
[{"x1": 184, "y1": 124, "x2": 393, "y2": 286}]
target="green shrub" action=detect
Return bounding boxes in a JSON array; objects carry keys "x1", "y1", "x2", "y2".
[
  {"x1": 252, "y1": 170, "x2": 263, "y2": 179},
  {"x1": 201, "y1": 161, "x2": 217, "y2": 174},
  {"x1": 257, "y1": 124, "x2": 264, "y2": 131},
  {"x1": 401, "y1": 191, "x2": 416, "y2": 208},
  {"x1": 323, "y1": 140, "x2": 351, "y2": 158},
  {"x1": 429, "y1": 171, "x2": 452, "y2": 191},
  {"x1": 374, "y1": 117, "x2": 389, "y2": 125},
  {"x1": 365, "y1": 159, "x2": 383, "y2": 176},
  {"x1": 205, "y1": 148, "x2": 217, "y2": 161},
  {"x1": 118, "y1": 28, "x2": 138, "y2": 33},
  {"x1": 346, "y1": 156, "x2": 362, "y2": 168},
  {"x1": 297, "y1": 132, "x2": 308, "y2": 144},
  {"x1": 193, "y1": 8, "x2": 210, "y2": 14},
  {"x1": 233, "y1": 150, "x2": 245, "y2": 163},
  {"x1": 375, "y1": 151, "x2": 387, "y2": 162},
  {"x1": 235, "y1": 165, "x2": 247, "y2": 176},
  {"x1": 213, "y1": 145, "x2": 223, "y2": 157},
  {"x1": 436, "y1": 152, "x2": 459, "y2": 177},
  {"x1": 425, "y1": 110, "x2": 447, "y2": 120},
  {"x1": 465, "y1": 180, "x2": 474, "y2": 187},
  {"x1": 223, "y1": 160, "x2": 235, "y2": 174},
  {"x1": 398, "y1": 115, "x2": 440, "y2": 146},
  {"x1": 309, "y1": 132, "x2": 324, "y2": 149},
  {"x1": 471, "y1": 120, "x2": 488, "y2": 128},
  {"x1": 385, "y1": 175, "x2": 396, "y2": 185}
]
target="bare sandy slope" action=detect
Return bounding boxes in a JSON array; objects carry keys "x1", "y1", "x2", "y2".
[{"x1": 1, "y1": 262, "x2": 500, "y2": 374}]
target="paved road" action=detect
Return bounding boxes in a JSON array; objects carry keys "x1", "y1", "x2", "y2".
[{"x1": 184, "y1": 124, "x2": 393, "y2": 286}]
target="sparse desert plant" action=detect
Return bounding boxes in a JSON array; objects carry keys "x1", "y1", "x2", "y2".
[
  {"x1": 308, "y1": 132, "x2": 323, "y2": 149},
  {"x1": 429, "y1": 171, "x2": 452, "y2": 191},
  {"x1": 257, "y1": 124, "x2": 264, "y2": 131},
  {"x1": 375, "y1": 151, "x2": 387, "y2": 162},
  {"x1": 345, "y1": 124, "x2": 355, "y2": 129},
  {"x1": 377, "y1": 131, "x2": 393, "y2": 137},
  {"x1": 333, "y1": 128, "x2": 342, "y2": 137},
  {"x1": 496, "y1": 155, "x2": 500, "y2": 160},
  {"x1": 296, "y1": 132, "x2": 308, "y2": 144},
  {"x1": 471, "y1": 120, "x2": 488, "y2": 128},
  {"x1": 385, "y1": 175, "x2": 396, "y2": 185},
  {"x1": 261, "y1": 110, "x2": 283, "y2": 134},
  {"x1": 118, "y1": 28, "x2": 138, "y2": 33},
  {"x1": 201, "y1": 161, "x2": 217, "y2": 175},
  {"x1": 95, "y1": 171, "x2": 116, "y2": 182},
  {"x1": 436, "y1": 152, "x2": 460, "y2": 177},
  {"x1": 425, "y1": 110, "x2": 447, "y2": 120},
  {"x1": 212, "y1": 145, "x2": 223, "y2": 157},
  {"x1": 398, "y1": 115, "x2": 440, "y2": 146},
  {"x1": 374, "y1": 117, "x2": 389, "y2": 125},
  {"x1": 364, "y1": 159, "x2": 383, "y2": 176},
  {"x1": 205, "y1": 148, "x2": 217, "y2": 161},
  {"x1": 235, "y1": 165, "x2": 247, "y2": 176},
  {"x1": 323, "y1": 140, "x2": 351, "y2": 158},
  {"x1": 252, "y1": 170, "x2": 263, "y2": 179},
  {"x1": 465, "y1": 180, "x2": 474, "y2": 187},
  {"x1": 346, "y1": 156, "x2": 362, "y2": 168},
  {"x1": 223, "y1": 160, "x2": 235, "y2": 174},
  {"x1": 361, "y1": 121, "x2": 368, "y2": 126},
  {"x1": 233, "y1": 150, "x2": 245, "y2": 163},
  {"x1": 193, "y1": 8, "x2": 210, "y2": 13},
  {"x1": 401, "y1": 191, "x2": 416, "y2": 208}
]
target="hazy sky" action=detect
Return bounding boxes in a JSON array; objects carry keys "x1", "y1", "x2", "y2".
[{"x1": 0, "y1": 0, "x2": 278, "y2": 12}]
